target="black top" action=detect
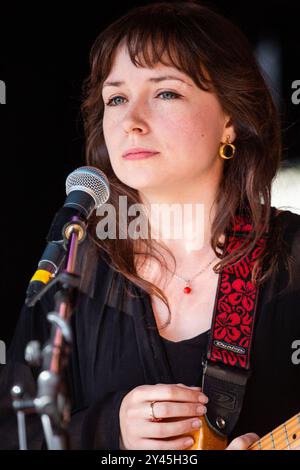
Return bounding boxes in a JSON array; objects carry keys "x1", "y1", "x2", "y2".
[
  {"x1": 0, "y1": 209, "x2": 300, "y2": 450},
  {"x1": 161, "y1": 331, "x2": 210, "y2": 386}
]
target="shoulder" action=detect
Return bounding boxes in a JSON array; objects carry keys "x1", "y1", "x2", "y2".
[
  {"x1": 269, "y1": 208, "x2": 300, "y2": 294},
  {"x1": 76, "y1": 235, "x2": 114, "y2": 299},
  {"x1": 271, "y1": 208, "x2": 300, "y2": 256},
  {"x1": 273, "y1": 208, "x2": 300, "y2": 234}
]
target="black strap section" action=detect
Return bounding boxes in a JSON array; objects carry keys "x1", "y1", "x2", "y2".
[{"x1": 202, "y1": 360, "x2": 251, "y2": 437}]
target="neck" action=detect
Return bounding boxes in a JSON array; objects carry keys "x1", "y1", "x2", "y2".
[{"x1": 137, "y1": 176, "x2": 220, "y2": 269}]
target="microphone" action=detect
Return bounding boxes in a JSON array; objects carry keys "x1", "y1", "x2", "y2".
[{"x1": 25, "y1": 166, "x2": 110, "y2": 306}]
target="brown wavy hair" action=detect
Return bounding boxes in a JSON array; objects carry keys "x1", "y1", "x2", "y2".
[{"x1": 81, "y1": 1, "x2": 288, "y2": 328}]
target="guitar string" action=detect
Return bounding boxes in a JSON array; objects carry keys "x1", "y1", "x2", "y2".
[
  {"x1": 251, "y1": 412, "x2": 300, "y2": 449},
  {"x1": 249, "y1": 420, "x2": 300, "y2": 450},
  {"x1": 268, "y1": 429, "x2": 300, "y2": 450},
  {"x1": 250, "y1": 431, "x2": 299, "y2": 450},
  {"x1": 251, "y1": 421, "x2": 300, "y2": 450},
  {"x1": 251, "y1": 437, "x2": 300, "y2": 450},
  {"x1": 251, "y1": 433, "x2": 300, "y2": 451}
]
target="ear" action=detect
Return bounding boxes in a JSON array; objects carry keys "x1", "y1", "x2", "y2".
[{"x1": 221, "y1": 116, "x2": 236, "y2": 143}]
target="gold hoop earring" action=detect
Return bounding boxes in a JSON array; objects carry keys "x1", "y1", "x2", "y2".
[{"x1": 219, "y1": 136, "x2": 236, "y2": 160}]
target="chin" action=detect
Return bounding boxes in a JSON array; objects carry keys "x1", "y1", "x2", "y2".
[
  {"x1": 121, "y1": 180, "x2": 156, "y2": 192},
  {"x1": 114, "y1": 169, "x2": 159, "y2": 191}
]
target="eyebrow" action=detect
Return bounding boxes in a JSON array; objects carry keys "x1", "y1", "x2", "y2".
[{"x1": 102, "y1": 75, "x2": 192, "y2": 88}]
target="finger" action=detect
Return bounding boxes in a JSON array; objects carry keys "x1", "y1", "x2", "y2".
[
  {"x1": 175, "y1": 385, "x2": 209, "y2": 404},
  {"x1": 176, "y1": 383, "x2": 202, "y2": 391},
  {"x1": 145, "y1": 417, "x2": 202, "y2": 439},
  {"x1": 142, "y1": 383, "x2": 208, "y2": 404},
  {"x1": 226, "y1": 433, "x2": 260, "y2": 450},
  {"x1": 138, "y1": 436, "x2": 195, "y2": 450},
  {"x1": 145, "y1": 400, "x2": 207, "y2": 420},
  {"x1": 174, "y1": 384, "x2": 208, "y2": 402}
]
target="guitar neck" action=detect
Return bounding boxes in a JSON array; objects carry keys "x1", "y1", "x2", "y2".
[{"x1": 249, "y1": 412, "x2": 300, "y2": 450}]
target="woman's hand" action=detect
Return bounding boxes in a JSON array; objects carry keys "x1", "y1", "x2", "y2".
[
  {"x1": 226, "y1": 433, "x2": 260, "y2": 450},
  {"x1": 119, "y1": 383, "x2": 208, "y2": 450}
]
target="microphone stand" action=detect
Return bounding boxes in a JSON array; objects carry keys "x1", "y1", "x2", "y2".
[{"x1": 11, "y1": 216, "x2": 86, "y2": 450}]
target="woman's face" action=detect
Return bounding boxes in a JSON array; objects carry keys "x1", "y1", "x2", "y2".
[{"x1": 102, "y1": 45, "x2": 234, "y2": 195}]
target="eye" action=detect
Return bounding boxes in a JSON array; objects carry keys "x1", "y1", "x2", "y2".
[
  {"x1": 105, "y1": 95, "x2": 126, "y2": 107},
  {"x1": 104, "y1": 91, "x2": 182, "y2": 107},
  {"x1": 157, "y1": 91, "x2": 181, "y2": 100}
]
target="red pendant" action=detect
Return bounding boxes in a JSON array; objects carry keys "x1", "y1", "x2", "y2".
[{"x1": 184, "y1": 286, "x2": 191, "y2": 294}]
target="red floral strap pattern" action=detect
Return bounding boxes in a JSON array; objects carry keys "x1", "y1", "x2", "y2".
[{"x1": 207, "y1": 215, "x2": 267, "y2": 370}]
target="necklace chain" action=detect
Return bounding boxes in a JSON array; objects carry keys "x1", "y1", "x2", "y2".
[
  {"x1": 172, "y1": 256, "x2": 217, "y2": 284},
  {"x1": 168, "y1": 256, "x2": 217, "y2": 294}
]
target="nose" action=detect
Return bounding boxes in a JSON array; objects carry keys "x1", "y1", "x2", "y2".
[{"x1": 123, "y1": 101, "x2": 150, "y2": 135}]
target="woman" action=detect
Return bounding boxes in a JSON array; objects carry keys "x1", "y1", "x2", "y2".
[{"x1": 1, "y1": 1, "x2": 299, "y2": 450}]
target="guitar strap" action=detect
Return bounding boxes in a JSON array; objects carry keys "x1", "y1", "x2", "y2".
[{"x1": 202, "y1": 212, "x2": 270, "y2": 437}]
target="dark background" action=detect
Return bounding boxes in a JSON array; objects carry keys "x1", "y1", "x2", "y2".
[{"x1": 0, "y1": 0, "x2": 299, "y2": 348}]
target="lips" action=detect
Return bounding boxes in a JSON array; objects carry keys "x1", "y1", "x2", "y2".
[
  {"x1": 123, "y1": 152, "x2": 159, "y2": 160},
  {"x1": 122, "y1": 148, "x2": 159, "y2": 160}
]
